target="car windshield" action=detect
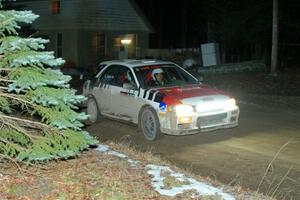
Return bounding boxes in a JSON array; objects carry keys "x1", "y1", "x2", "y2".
[{"x1": 133, "y1": 64, "x2": 198, "y2": 89}]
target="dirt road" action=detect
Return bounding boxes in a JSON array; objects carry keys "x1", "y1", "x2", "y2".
[{"x1": 87, "y1": 98, "x2": 300, "y2": 199}]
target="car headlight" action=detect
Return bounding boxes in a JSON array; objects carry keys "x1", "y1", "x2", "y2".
[
  {"x1": 175, "y1": 104, "x2": 194, "y2": 116},
  {"x1": 225, "y1": 98, "x2": 236, "y2": 109}
]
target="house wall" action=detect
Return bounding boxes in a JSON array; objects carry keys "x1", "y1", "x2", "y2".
[
  {"x1": 14, "y1": 0, "x2": 151, "y2": 70},
  {"x1": 15, "y1": 0, "x2": 77, "y2": 30},
  {"x1": 77, "y1": 30, "x2": 112, "y2": 69},
  {"x1": 77, "y1": 31, "x2": 92, "y2": 68},
  {"x1": 62, "y1": 30, "x2": 79, "y2": 67},
  {"x1": 137, "y1": 32, "x2": 149, "y2": 58},
  {"x1": 37, "y1": 30, "x2": 78, "y2": 68},
  {"x1": 77, "y1": 31, "x2": 149, "y2": 70},
  {"x1": 105, "y1": 31, "x2": 149, "y2": 59}
]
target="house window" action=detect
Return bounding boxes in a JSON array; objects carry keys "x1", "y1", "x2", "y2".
[
  {"x1": 50, "y1": 0, "x2": 60, "y2": 14},
  {"x1": 57, "y1": 33, "x2": 62, "y2": 57}
]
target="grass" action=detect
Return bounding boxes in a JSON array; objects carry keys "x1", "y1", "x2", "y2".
[
  {"x1": 161, "y1": 171, "x2": 191, "y2": 189},
  {"x1": 0, "y1": 142, "x2": 275, "y2": 200},
  {"x1": 0, "y1": 149, "x2": 158, "y2": 200}
]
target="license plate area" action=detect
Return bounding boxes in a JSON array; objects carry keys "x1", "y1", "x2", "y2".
[{"x1": 197, "y1": 113, "x2": 227, "y2": 128}]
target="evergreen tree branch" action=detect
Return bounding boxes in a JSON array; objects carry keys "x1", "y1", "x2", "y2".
[
  {"x1": 0, "y1": 137, "x2": 26, "y2": 151},
  {"x1": 0, "y1": 116, "x2": 50, "y2": 142},
  {"x1": 0, "y1": 118, "x2": 34, "y2": 140},
  {"x1": 0, "y1": 113, "x2": 49, "y2": 129},
  {"x1": 0, "y1": 92, "x2": 36, "y2": 107},
  {"x1": 0, "y1": 78, "x2": 15, "y2": 83},
  {"x1": 0, "y1": 154, "x2": 23, "y2": 172},
  {"x1": 0, "y1": 5, "x2": 97, "y2": 162},
  {"x1": 0, "y1": 68, "x2": 12, "y2": 71},
  {"x1": 0, "y1": 86, "x2": 8, "y2": 90},
  {"x1": 0, "y1": 17, "x2": 15, "y2": 29},
  {"x1": 0, "y1": 113, "x2": 75, "y2": 139}
]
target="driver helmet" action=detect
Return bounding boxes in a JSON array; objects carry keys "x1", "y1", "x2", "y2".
[{"x1": 152, "y1": 68, "x2": 164, "y2": 81}]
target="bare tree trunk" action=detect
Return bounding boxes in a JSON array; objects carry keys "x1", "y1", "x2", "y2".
[{"x1": 270, "y1": 0, "x2": 278, "y2": 75}]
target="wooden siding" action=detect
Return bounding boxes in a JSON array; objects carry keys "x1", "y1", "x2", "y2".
[{"x1": 16, "y1": 0, "x2": 151, "y2": 32}]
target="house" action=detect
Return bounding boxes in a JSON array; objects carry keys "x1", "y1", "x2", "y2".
[{"x1": 14, "y1": 0, "x2": 153, "y2": 69}]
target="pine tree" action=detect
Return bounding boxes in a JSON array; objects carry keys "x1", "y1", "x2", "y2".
[{"x1": 0, "y1": 0, "x2": 98, "y2": 162}]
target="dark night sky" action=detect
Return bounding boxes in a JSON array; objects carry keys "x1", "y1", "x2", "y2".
[{"x1": 134, "y1": 0, "x2": 300, "y2": 51}]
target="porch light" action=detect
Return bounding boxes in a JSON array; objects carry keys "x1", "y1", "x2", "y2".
[{"x1": 121, "y1": 39, "x2": 132, "y2": 45}]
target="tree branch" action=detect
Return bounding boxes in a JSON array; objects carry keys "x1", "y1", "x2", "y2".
[
  {"x1": 0, "y1": 68, "x2": 12, "y2": 71},
  {"x1": 0, "y1": 119, "x2": 35, "y2": 141},
  {"x1": 0, "y1": 114, "x2": 48, "y2": 129},
  {"x1": 0, "y1": 154, "x2": 23, "y2": 173},
  {"x1": 0, "y1": 114, "x2": 66, "y2": 139},
  {"x1": 0, "y1": 137, "x2": 26, "y2": 151},
  {"x1": 0, "y1": 17, "x2": 15, "y2": 28},
  {"x1": 0, "y1": 78, "x2": 15, "y2": 83},
  {"x1": 0, "y1": 94, "x2": 67, "y2": 137},
  {"x1": 0, "y1": 93, "x2": 35, "y2": 107},
  {"x1": 0, "y1": 86, "x2": 9, "y2": 90}
]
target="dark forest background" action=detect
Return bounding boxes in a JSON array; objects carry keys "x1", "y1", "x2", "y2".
[{"x1": 134, "y1": 0, "x2": 300, "y2": 68}]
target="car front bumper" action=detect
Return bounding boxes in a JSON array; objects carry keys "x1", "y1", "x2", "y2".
[{"x1": 159, "y1": 107, "x2": 239, "y2": 136}]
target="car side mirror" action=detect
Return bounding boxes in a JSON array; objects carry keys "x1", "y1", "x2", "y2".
[
  {"x1": 123, "y1": 83, "x2": 135, "y2": 90},
  {"x1": 198, "y1": 76, "x2": 204, "y2": 82}
]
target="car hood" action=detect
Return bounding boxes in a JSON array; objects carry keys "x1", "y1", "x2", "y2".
[{"x1": 157, "y1": 84, "x2": 231, "y2": 105}]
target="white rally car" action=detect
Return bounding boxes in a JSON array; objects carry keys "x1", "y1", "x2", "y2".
[{"x1": 83, "y1": 60, "x2": 239, "y2": 141}]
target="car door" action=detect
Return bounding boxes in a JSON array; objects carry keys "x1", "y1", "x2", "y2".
[
  {"x1": 94, "y1": 65, "x2": 120, "y2": 115},
  {"x1": 110, "y1": 66, "x2": 139, "y2": 121}
]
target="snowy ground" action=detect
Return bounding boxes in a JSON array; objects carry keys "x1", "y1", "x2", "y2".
[{"x1": 96, "y1": 144, "x2": 235, "y2": 200}]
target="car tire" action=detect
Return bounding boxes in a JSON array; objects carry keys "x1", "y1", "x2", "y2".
[
  {"x1": 140, "y1": 107, "x2": 162, "y2": 141},
  {"x1": 84, "y1": 96, "x2": 101, "y2": 125}
]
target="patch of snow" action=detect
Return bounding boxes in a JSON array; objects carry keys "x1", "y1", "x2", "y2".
[
  {"x1": 96, "y1": 145, "x2": 234, "y2": 199},
  {"x1": 127, "y1": 159, "x2": 140, "y2": 166},
  {"x1": 95, "y1": 144, "x2": 110, "y2": 152},
  {"x1": 96, "y1": 144, "x2": 128, "y2": 159},
  {"x1": 107, "y1": 151, "x2": 128, "y2": 158},
  {"x1": 146, "y1": 164, "x2": 235, "y2": 200}
]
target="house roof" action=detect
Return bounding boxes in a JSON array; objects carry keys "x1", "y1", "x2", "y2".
[{"x1": 15, "y1": 0, "x2": 153, "y2": 32}]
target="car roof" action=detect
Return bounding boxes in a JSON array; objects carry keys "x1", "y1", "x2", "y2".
[{"x1": 99, "y1": 59, "x2": 175, "y2": 68}]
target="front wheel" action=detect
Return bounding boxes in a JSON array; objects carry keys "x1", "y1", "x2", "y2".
[{"x1": 140, "y1": 107, "x2": 162, "y2": 141}]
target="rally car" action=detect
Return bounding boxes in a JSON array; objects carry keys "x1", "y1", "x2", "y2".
[{"x1": 82, "y1": 59, "x2": 239, "y2": 141}]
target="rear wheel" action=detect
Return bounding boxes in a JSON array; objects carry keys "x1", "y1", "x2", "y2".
[
  {"x1": 84, "y1": 96, "x2": 100, "y2": 125},
  {"x1": 140, "y1": 107, "x2": 162, "y2": 141}
]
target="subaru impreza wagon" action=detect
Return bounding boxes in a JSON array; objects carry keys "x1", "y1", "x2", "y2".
[{"x1": 83, "y1": 60, "x2": 239, "y2": 141}]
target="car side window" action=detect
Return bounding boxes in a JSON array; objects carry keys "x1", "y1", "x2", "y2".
[
  {"x1": 98, "y1": 65, "x2": 137, "y2": 88},
  {"x1": 118, "y1": 67, "x2": 137, "y2": 88},
  {"x1": 96, "y1": 64, "x2": 106, "y2": 75},
  {"x1": 99, "y1": 65, "x2": 119, "y2": 85}
]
